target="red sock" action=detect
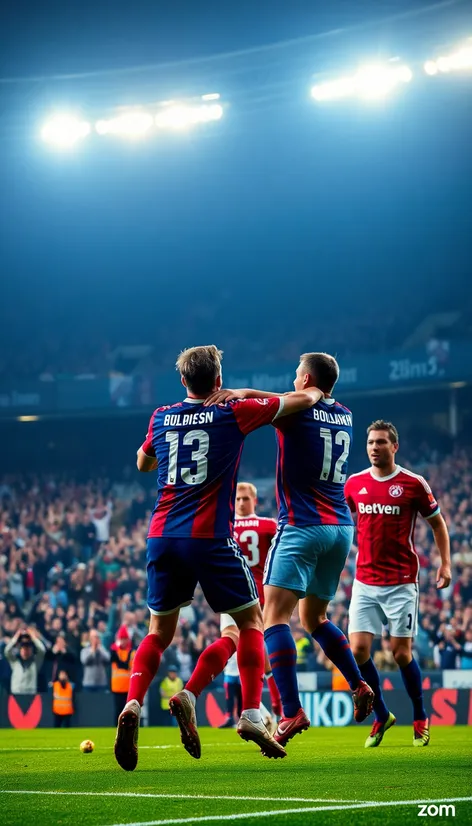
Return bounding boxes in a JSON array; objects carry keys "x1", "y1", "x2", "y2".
[
  {"x1": 127, "y1": 633, "x2": 164, "y2": 706},
  {"x1": 266, "y1": 672, "x2": 283, "y2": 717},
  {"x1": 238, "y1": 628, "x2": 264, "y2": 711},
  {"x1": 186, "y1": 636, "x2": 236, "y2": 697}
]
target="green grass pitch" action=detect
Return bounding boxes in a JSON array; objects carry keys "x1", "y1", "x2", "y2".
[{"x1": 1, "y1": 726, "x2": 471, "y2": 826}]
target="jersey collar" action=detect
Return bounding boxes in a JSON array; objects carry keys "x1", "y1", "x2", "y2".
[
  {"x1": 369, "y1": 465, "x2": 402, "y2": 482},
  {"x1": 184, "y1": 397, "x2": 205, "y2": 404},
  {"x1": 236, "y1": 513, "x2": 257, "y2": 519}
]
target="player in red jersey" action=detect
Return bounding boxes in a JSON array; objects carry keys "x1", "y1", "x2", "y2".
[
  {"x1": 220, "y1": 482, "x2": 282, "y2": 727},
  {"x1": 114, "y1": 345, "x2": 323, "y2": 770},
  {"x1": 345, "y1": 420, "x2": 451, "y2": 748}
]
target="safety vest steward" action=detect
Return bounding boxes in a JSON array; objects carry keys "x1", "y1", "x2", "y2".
[
  {"x1": 111, "y1": 649, "x2": 135, "y2": 694},
  {"x1": 53, "y1": 681, "x2": 74, "y2": 716},
  {"x1": 160, "y1": 676, "x2": 183, "y2": 710},
  {"x1": 332, "y1": 667, "x2": 350, "y2": 691}
]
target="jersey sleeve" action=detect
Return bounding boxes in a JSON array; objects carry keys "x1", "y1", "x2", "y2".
[
  {"x1": 415, "y1": 476, "x2": 440, "y2": 520},
  {"x1": 344, "y1": 477, "x2": 356, "y2": 513},
  {"x1": 231, "y1": 397, "x2": 283, "y2": 435},
  {"x1": 140, "y1": 411, "x2": 157, "y2": 457}
]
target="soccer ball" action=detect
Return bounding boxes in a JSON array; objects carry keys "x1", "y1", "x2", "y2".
[{"x1": 80, "y1": 739, "x2": 95, "y2": 753}]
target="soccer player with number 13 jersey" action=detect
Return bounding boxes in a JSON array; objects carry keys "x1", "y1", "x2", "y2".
[
  {"x1": 114, "y1": 345, "x2": 323, "y2": 769},
  {"x1": 345, "y1": 420, "x2": 452, "y2": 748}
]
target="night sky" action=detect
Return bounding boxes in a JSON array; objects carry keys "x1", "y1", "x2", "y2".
[{"x1": 1, "y1": 0, "x2": 471, "y2": 347}]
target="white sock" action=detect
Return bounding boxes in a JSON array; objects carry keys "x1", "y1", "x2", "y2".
[
  {"x1": 259, "y1": 702, "x2": 271, "y2": 719},
  {"x1": 183, "y1": 688, "x2": 196, "y2": 707},
  {"x1": 125, "y1": 699, "x2": 141, "y2": 713},
  {"x1": 242, "y1": 708, "x2": 262, "y2": 723}
]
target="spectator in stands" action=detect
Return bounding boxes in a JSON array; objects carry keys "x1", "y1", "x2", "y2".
[
  {"x1": 5, "y1": 626, "x2": 46, "y2": 695},
  {"x1": 454, "y1": 569, "x2": 472, "y2": 605},
  {"x1": 433, "y1": 625, "x2": 462, "y2": 669},
  {"x1": 90, "y1": 500, "x2": 112, "y2": 544},
  {"x1": 80, "y1": 629, "x2": 110, "y2": 692},
  {"x1": 74, "y1": 513, "x2": 97, "y2": 562},
  {"x1": 47, "y1": 632, "x2": 78, "y2": 685},
  {"x1": 373, "y1": 637, "x2": 397, "y2": 672},
  {"x1": 460, "y1": 627, "x2": 472, "y2": 668}
]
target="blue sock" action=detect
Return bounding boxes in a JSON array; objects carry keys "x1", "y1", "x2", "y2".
[
  {"x1": 400, "y1": 658, "x2": 426, "y2": 721},
  {"x1": 359, "y1": 658, "x2": 389, "y2": 723},
  {"x1": 264, "y1": 624, "x2": 300, "y2": 718},
  {"x1": 312, "y1": 620, "x2": 362, "y2": 691}
]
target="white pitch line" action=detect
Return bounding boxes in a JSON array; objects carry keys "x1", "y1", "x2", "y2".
[
  {"x1": 105, "y1": 798, "x2": 472, "y2": 826},
  {"x1": 0, "y1": 743, "x2": 237, "y2": 753},
  {"x1": 1, "y1": 790, "x2": 355, "y2": 804}
]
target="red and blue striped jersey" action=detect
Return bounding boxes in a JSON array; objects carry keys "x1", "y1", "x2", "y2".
[
  {"x1": 274, "y1": 398, "x2": 354, "y2": 527},
  {"x1": 141, "y1": 396, "x2": 282, "y2": 538}
]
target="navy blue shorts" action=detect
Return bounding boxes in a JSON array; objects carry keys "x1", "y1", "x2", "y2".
[{"x1": 147, "y1": 536, "x2": 260, "y2": 616}]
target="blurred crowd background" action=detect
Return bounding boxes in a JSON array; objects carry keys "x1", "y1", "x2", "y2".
[{"x1": 1, "y1": 439, "x2": 471, "y2": 700}]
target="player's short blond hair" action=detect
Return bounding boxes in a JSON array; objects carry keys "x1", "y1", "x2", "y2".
[
  {"x1": 176, "y1": 345, "x2": 223, "y2": 395},
  {"x1": 299, "y1": 352, "x2": 339, "y2": 394},
  {"x1": 367, "y1": 420, "x2": 399, "y2": 444},
  {"x1": 237, "y1": 482, "x2": 257, "y2": 499}
]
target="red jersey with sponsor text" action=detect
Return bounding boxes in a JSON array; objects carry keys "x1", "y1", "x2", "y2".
[
  {"x1": 344, "y1": 465, "x2": 440, "y2": 586},
  {"x1": 233, "y1": 515, "x2": 277, "y2": 604}
]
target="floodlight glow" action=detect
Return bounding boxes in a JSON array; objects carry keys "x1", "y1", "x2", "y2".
[
  {"x1": 95, "y1": 111, "x2": 154, "y2": 138},
  {"x1": 424, "y1": 44, "x2": 472, "y2": 76},
  {"x1": 41, "y1": 116, "x2": 91, "y2": 147},
  {"x1": 201, "y1": 93, "x2": 221, "y2": 101},
  {"x1": 356, "y1": 65, "x2": 412, "y2": 99},
  {"x1": 311, "y1": 63, "x2": 412, "y2": 102},
  {"x1": 424, "y1": 60, "x2": 439, "y2": 76},
  {"x1": 155, "y1": 102, "x2": 223, "y2": 129}
]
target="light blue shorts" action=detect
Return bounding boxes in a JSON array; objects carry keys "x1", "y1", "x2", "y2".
[{"x1": 263, "y1": 524, "x2": 354, "y2": 601}]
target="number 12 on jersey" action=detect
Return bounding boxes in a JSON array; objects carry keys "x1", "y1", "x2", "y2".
[{"x1": 320, "y1": 428, "x2": 350, "y2": 484}]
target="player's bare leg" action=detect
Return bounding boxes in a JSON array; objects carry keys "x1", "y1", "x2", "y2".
[
  {"x1": 391, "y1": 636, "x2": 429, "y2": 746},
  {"x1": 233, "y1": 603, "x2": 286, "y2": 758},
  {"x1": 263, "y1": 585, "x2": 310, "y2": 747},
  {"x1": 115, "y1": 611, "x2": 178, "y2": 771},
  {"x1": 300, "y1": 596, "x2": 374, "y2": 723},
  {"x1": 350, "y1": 631, "x2": 395, "y2": 746}
]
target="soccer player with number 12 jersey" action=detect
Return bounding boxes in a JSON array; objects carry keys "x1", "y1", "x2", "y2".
[
  {"x1": 114, "y1": 345, "x2": 323, "y2": 769},
  {"x1": 207, "y1": 353, "x2": 374, "y2": 748},
  {"x1": 345, "y1": 420, "x2": 451, "y2": 748}
]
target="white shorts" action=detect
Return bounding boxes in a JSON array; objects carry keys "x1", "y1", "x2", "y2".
[
  {"x1": 220, "y1": 613, "x2": 238, "y2": 632},
  {"x1": 348, "y1": 579, "x2": 419, "y2": 638}
]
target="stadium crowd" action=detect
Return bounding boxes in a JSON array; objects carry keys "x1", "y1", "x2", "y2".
[{"x1": 1, "y1": 445, "x2": 472, "y2": 697}]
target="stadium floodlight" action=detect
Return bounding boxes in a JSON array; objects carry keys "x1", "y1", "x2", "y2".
[
  {"x1": 424, "y1": 44, "x2": 472, "y2": 76},
  {"x1": 41, "y1": 116, "x2": 91, "y2": 147},
  {"x1": 155, "y1": 102, "x2": 223, "y2": 129},
  {"x1": 95, "y1": 111, "x2": 154, "y2": 138},
  {"x1": 311, "y1": 63, "x2": 413, "y2": 102},
  {"x1": 424, "y1": 60, "x2": 439, "y2": 76},
  {"x1": 201, "y1": 93, "x2": 221, "y2": 101}
]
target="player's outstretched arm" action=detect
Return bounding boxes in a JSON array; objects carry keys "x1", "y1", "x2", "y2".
[
  {"x1": 136, "y1": 447, "x2": 158, "y2": 473},
  {"x1": 204, "y1": 387, "x2": 322, "y2": 415},
  {"x1": 427, "y1": 513, "x2": 452, "y2": 589}
]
